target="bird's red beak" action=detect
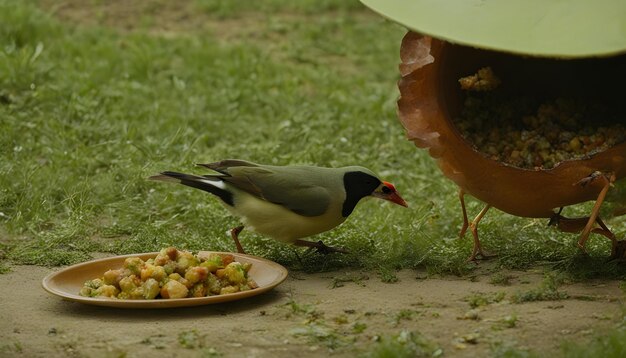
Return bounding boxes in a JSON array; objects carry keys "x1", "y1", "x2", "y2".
[
  {"x1": 373, "y1": 181, "x2": 408, "y2": 207},
  {"x1": 386, "y1": 191, "x2": 408, "y2": 207}
]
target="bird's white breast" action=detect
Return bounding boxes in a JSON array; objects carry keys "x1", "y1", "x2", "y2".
[{"x1": 223, "y1": 189, "x2": 347, "y2": 243}]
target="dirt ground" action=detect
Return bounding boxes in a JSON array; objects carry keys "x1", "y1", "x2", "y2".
[{"x1": 1, "y1": 261, "x2": 623, "y2": 357}]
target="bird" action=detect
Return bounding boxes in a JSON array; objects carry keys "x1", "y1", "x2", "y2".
[{"x1": 149, "y1": 159, "x2": 408, "y2": 254}]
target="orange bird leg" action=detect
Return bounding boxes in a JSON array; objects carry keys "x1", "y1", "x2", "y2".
[
  {"x1": 230, "y1": 225, "x2": 246, "y2": 254},
  {"x1": 467, "y1": 204, "x2": 492, "y2": 262},
  {"x1": 577, "y1": 173, "x2": 615, "y2": 253},
  {"x1": 593, "y1": 217, "x2": 618, "y2": 257},
  {"x1": 458, "y1": 189, "x2": 469, "y2": 239}
]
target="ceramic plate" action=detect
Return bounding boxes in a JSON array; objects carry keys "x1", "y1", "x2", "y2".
[{"x1": 42, "y1": 251, "x2": 288, "y2": 308}]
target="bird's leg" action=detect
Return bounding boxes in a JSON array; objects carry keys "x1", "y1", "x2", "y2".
[
  {"x1": 575, "y1": 172, "x2": 615, "y2": 253},
  {"x1": 610, "y1": 240, "x2": 626, "y2": 261},
  {"x1": 458, "y1": 189, "x2": 469, "y2": 239},
  {"x1": 230, "y1": 225, "x2": 246, "y2": 254},
  {"x1": 593, "y1": 217, "x2": 618, "y2": 258},
  {"x1": 467, "y1": 204, "x2": 492, "y2": 262},
  {"x1": 293, "y1": 249, "x2": 304, "y2": 267},
  {"x1": 548, "y1": 208, "x2": 617, "y2": 257},
  {"x1": 456, "y1": 190, "x2": 492, "y2": 261},
  {"x1": 293, "y1": 239, "x2": 349, "y2": 254},
  {"x1": 547, "y1": 207, "x2": 564, "y2": 227}
]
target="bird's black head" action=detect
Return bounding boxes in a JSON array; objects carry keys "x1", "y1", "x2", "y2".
[{"x1": 342, "y1": 170, "x2": 381, "y2": 217}]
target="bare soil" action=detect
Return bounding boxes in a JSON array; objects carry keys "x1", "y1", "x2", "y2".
[{"x1": 1, "y1": 262, "x2": 623, "y2": 357}]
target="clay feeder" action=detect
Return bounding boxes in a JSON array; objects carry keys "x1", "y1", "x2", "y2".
[{"x1": 362, "y1": 0, "x2": 626, "y2": 260}]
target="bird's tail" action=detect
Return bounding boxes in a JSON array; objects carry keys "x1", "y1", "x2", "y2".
[{"x1": 149, "y1": 171, "x2": 234, "y2": 205}]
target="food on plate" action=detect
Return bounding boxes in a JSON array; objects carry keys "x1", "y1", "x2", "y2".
[{"x1": 79, "y1": 247, "x2": 258, "y2": 299}]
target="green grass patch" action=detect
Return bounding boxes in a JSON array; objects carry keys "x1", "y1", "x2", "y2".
[
  {"x1": 329, "y1": 272, "x2": 369, "y2": 289},
  {"x1": 280, "y1": 298, "x2": 371, "y2": 352},
  {"x1": 500, "y1": 314, "x2": 518, "y2": 328},
  {"x1": 490, "y1": 272, "x2": 514, "y2": 286},
  {"x1": 0, "y1": 263, "x2": 10, "y2": 274},
  {"x1": 390, "y1": 309, "x2": 422, "y2": 327},
  {"x1": 511, "y1": 272, "x2": 569, "y2": 303},
  {"x1": 466, "y1": 291, "x2": 507, "y2": 308},
  {"x1": 562, "y1": 325, "x2": 626, "y2": 358},
  {"x1": 363, "y1": 330, "x2": 441, "y2": 358},
  {"x1": 490, "y1": 342, "x2": 537, "y2": 358},
  {"x1": 0, "y1": 0, "x2": 625, "y2": 278},
  {"x1": 194, "y1": 0, "x2": 363, "y2": 19}
]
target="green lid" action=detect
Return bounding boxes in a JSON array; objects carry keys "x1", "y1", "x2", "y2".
[{"x1": 361, "y1": 0, "x2": 626, "y2": 58}]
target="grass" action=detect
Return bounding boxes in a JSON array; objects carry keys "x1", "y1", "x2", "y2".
[
  {"x1": 561, "y1": 324, "x2": 626, "y2": 358},
  {"x1": 194, "y1": 0, "x2": 363, "y2": 18},
  {"x1": 465, "y1": 291, "x2": 507, "y2": 308},
  {"x1": 364, "y1": 330, "x2": 441, "y2": 358},
  {"x1": 282, "y1": 298, "x2": 364, "y2": 351},
  {"x1": 510, "y1": 272, "x2": 569, "y2": 303},
  {"x1": 1, "y1": 0, "x2": 626, "y2": 281},
  {"x1": 490, "y1": 272, "x2": 514, "y2": 286},
  {"x1": 329, "y1": 272, "x2": 369, "y2": 288},
  {"x1": 178, "y1": 330, "x2": 205, "y2": 349},
  {"x1": 490, "y1": 342, "x2": 537, "y2": 358}
]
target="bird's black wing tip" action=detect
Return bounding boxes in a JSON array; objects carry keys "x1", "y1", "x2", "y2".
[{"x1": 148, "y1": 171, "x2": 184, "y2": 182}]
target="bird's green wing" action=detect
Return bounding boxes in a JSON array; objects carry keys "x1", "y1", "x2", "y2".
[
  {"x1": 195, "y1": 160, "x2": 262, "y2": 195},
  {"x1": 221, "y1": 165, "x2": 333, "y2": 217},
  {"x1": 197, "y1": 159, "x2": 260, "y2": 173}
]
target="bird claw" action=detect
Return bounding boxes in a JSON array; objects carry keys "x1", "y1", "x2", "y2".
[
  {"x1": 314, "y1": 240, "x2": 349, "y2": 255},
  {"x1": 608, "y1": 240, "x2": 626, "y2": 262},
  {"x1": 466, "y1": 247, "x2": 496, "y2": 262},
  {"x1": 576, "y1": 242, "x2": 590, "y2": 256},
  {"x1": 466, "y1": 253, "x2": 496, "y2": 263},
  {"x1": 299, "y1": 240, "x2": 349, "y2": 255}
]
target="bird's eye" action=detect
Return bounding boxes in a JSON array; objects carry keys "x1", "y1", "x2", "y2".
[{"x1": 381, "y1": 186, "x2": 392, "y2": 194}]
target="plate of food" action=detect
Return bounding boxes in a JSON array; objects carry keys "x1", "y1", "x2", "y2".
[{"x1": 42, "y1": 247, "x2": 288, "y2": 308}]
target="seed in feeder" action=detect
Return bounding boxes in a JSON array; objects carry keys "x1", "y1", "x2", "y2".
[
  {"x1": 458, "y1": 67, "x2": 501, "y2": 91},
  {"x1": 453, "y1": 68, "x2": 625, "y2": 169},
  {"x1": 568, "y1": 137, "x2": 581, "y2": 151}
]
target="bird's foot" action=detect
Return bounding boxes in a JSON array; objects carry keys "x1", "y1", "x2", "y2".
[
  {"x1": 294, "y1": 239, "x2": 349, "y2": 255},
  {"x1": 608, "y1": 240, "x2": 626, "y2": 261},
  {"x1": 466, "y1": 245, "x2": 495, "y2": 262},
  {"x1": 576, "y1": 241, "x2": 590, "y2": 257},
  {"x1": 314, "y1": 241, "x2": 349, "y2": 255}
]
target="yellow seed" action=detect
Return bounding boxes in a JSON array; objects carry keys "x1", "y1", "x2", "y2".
[{"x1": 569, "y1": 137, "x2": 581, "y2": 151}]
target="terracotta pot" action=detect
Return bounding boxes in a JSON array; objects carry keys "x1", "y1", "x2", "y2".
[
  {"x1": 397, "y1": 32, "x2": 626, "y2": 258},
  {"x1": 398, "y1": 32, "x2": 626, "y2": 218}
]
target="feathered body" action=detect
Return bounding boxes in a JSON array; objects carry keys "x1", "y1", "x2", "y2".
[{"x1": 150, "y1": 160, "x2": 407, "y2": 253}]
